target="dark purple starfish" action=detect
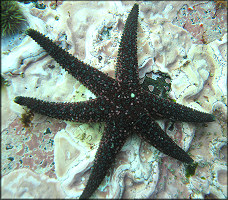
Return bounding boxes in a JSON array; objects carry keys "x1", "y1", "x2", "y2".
[{"x1": 14, "y1": 4, "x2": 215, "y2": 199}]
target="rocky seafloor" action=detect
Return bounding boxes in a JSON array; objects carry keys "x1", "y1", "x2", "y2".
[{"x1": 1, "y1": 1, "x2": 227, "y2": 199}]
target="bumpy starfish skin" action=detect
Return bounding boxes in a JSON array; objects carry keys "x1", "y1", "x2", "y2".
[{"x1": 14, "y1": 4, "x2": 215, "y2": 199}]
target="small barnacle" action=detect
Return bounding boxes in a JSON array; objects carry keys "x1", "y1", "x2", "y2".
[
  {"x1": 98, "y1": 55, "x2": 102, "y2": 61},
  {"x1": 48, "y1": 64, "x2": 55, "y2": 69},
  {"x1": 7, "y1": 157, "x2": 14, "y2": 161},
  {"x1": 6, "y1": 143, "x2": 14, "y2": 150},
  {"x1": 34, "y1": 2, "x2": 46, "y2": 9},
  {"x1": 1, "y1": 75, "x2": 10, "y2": 87},
  {"x1": 182, "y1": 60, "x2": 191, "y2": 67},
  {"x1": 210, "y1": 72, "x2": 214, "y2": 77},
  {"x1": 55, "y1": 15, "x2": 59, "y2": 21},
  {"x1": 89, "y1": 143, "x2": 96, "y2": 150},
  {"x1": 195, "y1": 99, "x2": 201, "y2": 106},
  {"x1": 98, "y1": 25, "x2": 113, "y2": 41},
  {"x1": 44, "y1": 128, "x2": 51, "y2": 135},
  {"x1": 50, "y1": 2, "x2": 58, "y2": 10}
]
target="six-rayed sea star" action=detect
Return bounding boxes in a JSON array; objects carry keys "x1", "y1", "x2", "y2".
[{"x1": 14, "y1": 3, "x2": 215, "y2": 199}]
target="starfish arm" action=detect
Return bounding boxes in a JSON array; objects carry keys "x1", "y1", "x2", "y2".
[
  {"x1": 80, "y1": 121, "x2": 129, "y2": 199},
  {"x1": 115, "y1": 3, "x2": 140, "y2": 90},
  {"x1": 14, "y1": 96, "x2": 108, "y2": 123},
  {"x1": 134, "y1": 113, "x2": 194, "y2": 164},
  {"x1": 25, "y1": 28, "x2": 117, "y2": 97},
  {"x1": 142, "y1": 91, "x2": 215, "y2": 122}
]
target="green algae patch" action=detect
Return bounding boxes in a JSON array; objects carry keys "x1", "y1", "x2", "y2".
[{"x1": 185, "y1": 162, "x2": 198, "y2": 178}]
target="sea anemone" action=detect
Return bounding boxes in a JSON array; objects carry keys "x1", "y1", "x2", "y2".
[{"x1": 1, "y1": 1, "x2": 26, "y2": 37}]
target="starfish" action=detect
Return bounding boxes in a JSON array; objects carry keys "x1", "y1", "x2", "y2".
[{"x1": 14, "y1": 3, "x2": 215, "y2": 199}]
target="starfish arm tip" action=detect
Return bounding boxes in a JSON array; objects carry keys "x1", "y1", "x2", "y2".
[{"x1": 14, "y1": 96, "x2": 23, "y2": 104}]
